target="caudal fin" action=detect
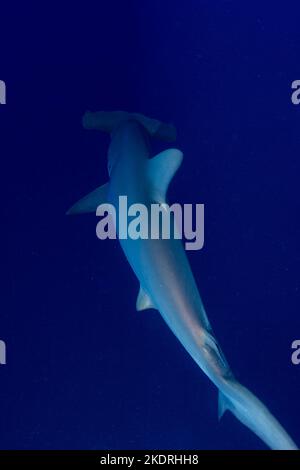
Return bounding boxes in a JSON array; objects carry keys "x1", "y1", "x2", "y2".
[
  {"x1": 82, "y1": 110, "x2": 177, "y2": 142},
  {"x1": 218, "y1": 381, "x2": 298, "y2": 450}
]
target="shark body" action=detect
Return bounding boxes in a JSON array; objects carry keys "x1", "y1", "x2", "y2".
[{"x1": 68, "y1": 111, "x2": 298, "y2": 450}]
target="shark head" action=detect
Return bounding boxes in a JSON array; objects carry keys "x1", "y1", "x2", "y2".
[
  {"x1": 107, "y1": 119, "x2": 150, "y2": 177},
  {"x1": 67, "y1": 112, "x2": 179, "y2": 216}
]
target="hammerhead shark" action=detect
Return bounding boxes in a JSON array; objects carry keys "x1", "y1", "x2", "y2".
[{"x1": 68, "y1": 111, "x2": 298, "y2": 450}]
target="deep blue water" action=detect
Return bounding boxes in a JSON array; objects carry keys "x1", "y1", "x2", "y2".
[{"x1": 0, "y1": 1, "x2": 299, "y2": 449}]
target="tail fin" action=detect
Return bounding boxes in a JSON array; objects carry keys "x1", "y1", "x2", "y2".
[
  {"x1": 218, "y1": 381, "x2": 298, "y2": 450},
  {"x1": 82, "y1": 111, "x2": 177, "y2": 142}
]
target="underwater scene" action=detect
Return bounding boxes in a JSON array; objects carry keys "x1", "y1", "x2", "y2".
[{"x1": 0, "y1": 1, "x2": 299, "y2": 452}]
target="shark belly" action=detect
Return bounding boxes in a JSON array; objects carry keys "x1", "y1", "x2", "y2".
[{"x1": 117, "y1": 213, "x2": 232, "y2": 388}]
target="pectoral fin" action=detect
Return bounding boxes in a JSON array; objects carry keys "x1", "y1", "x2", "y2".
[{"x1": 66, "y1": 182, "x2": 109, "y2": 215}]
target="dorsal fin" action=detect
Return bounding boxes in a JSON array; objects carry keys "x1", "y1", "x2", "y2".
[
  {"x1": 147, "y1": 149, "x2": 183, "y2": 204},
  {"x1": 136, "y1": 286, "x2": 156, "y2": 311}
]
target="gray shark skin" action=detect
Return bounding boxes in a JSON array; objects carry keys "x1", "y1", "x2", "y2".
[{"x1": 68, "y1": 111, "x2": 298, "y2": 450}]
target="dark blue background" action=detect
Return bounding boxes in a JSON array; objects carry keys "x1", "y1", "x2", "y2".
[{"x1": 0, "y1": 1, "x2": 299, "y2": 449}]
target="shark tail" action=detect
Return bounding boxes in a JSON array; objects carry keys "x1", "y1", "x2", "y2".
[
  {"x1": 218, "y1": 379, "x2": 298, "y2": 450},
  {"x1": 82, "y1": 110, "x2": 177, "y2": 142}
]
